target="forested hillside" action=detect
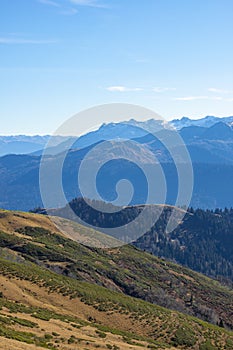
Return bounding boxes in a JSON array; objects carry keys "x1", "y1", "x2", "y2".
[{"x1": 48, "y1": 198, "x2": 233, "y2": 284}]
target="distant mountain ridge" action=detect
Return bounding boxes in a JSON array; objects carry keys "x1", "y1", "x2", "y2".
[
  {"x1": 1, "y1": 115, "x2": 233, "y2": 156},
  {"x1": 170, "y1": 115, "x2": 233, "y2": 129},
  {"x1": 3, "y1": 124, "x2": 233, "y2": 210},
  {"x1": 0, "y1": 135, "x2": 66, "y2": 156},
  {"x1": 2, "y1": 115, "x2": 233, "y2": 210}
]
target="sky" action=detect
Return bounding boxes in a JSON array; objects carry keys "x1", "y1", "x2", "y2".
[{"x1": 0, "y1": 0, "x2": 233, "y2": 134}]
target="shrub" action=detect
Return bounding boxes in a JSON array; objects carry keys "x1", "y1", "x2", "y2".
[{"x1": 172, "y1": 327, "x2": 196, "y2": 347}]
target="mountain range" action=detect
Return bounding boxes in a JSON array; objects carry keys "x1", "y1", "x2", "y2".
[
  {"x1": 2, "y1": 115, "x2": 233, "y2": 210},
  {"x1": 1, "y1": 116, "x2": 233, "y2": 349},
  {"x1": 1, "y1": 115, "x2": 233, "y2": 156},
  {"x1": 170, "y1": 115, "x2": 233, "y2": 129},
  {"x1": 0, "y1": 135, "x2": 66, "y2": 157}
]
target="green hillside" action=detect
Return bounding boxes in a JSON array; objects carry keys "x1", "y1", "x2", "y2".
[
  {"x1": 0, "y1": 209, "x2": 232, "y2": 349},
  {"x1": 50, "y1": 198, "x2": 233, "y2": 284}
]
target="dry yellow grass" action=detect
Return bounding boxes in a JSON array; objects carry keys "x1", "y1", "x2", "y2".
[
  {"x1": 0, "y1": 337, "x2": 46, "y2": 350},
  {"x1": 0, "y1": 275, "x2": 158, "y2": 349},
  {"x1": 0, "y1": 275, "x2": 151, "y2": 336},
  {"x1": 0, "y1": 210, "x2": 61, "y2": 236},
  {"x1": 0, "y1": 274, "x2": 156, "y2": 349},
  {"x1": 0, "y1": 209, "x2": 121, "y2": 248}
]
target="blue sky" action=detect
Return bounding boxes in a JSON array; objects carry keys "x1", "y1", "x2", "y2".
[{"x1": 0, "y1": 0, "x2": 233, "y2": 134}]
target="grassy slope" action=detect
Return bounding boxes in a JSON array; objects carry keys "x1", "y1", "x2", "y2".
[
  {"x1": 0, "y1": 256, "x2": 233, "y2": 350},
  {"x1": 0, "y1": 210, "x2": 232, "y2": 349},
  {"x1": 1, "y1": 210, "x2": 232, "y2": 328}
]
